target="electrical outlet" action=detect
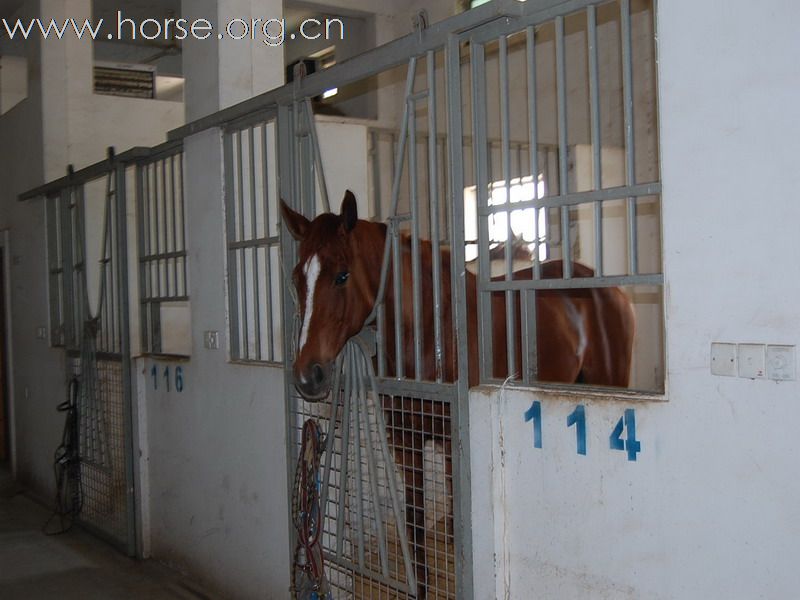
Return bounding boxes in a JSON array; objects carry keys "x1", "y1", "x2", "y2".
[
  {"x1": 36, "y1": 326, "x2": 47, "y2": 340},
  {"x1": 203, "y1": 330, "x2": 219, "y2": 350},
  {"x1": 766, "y1": 345, "x2": 796, "y2": 381},
  {"x1": 738, "y1": 344, "x2": 766, "y2": 379},
  {"x1": 711, "y1": 343, "x2": 737, "y2": 377}
]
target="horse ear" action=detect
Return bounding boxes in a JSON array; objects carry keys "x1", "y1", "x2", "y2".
[
  {"x1": 340, "y1": 190, "x2": 358, "y2": 232},
  {"x1": 280, "y1": 200, "x2": 310, "y2": 241}
]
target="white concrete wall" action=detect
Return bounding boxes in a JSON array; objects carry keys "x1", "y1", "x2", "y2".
[
  {"x1": 468, "y1": 1, "x2": 800, "y2": 598},
  {"x1": 138, "y1": 128, "x2": 290, "y2": 598}
]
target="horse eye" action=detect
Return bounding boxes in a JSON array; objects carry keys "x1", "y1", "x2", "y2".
[{"x1": 334, "y1": 271, "x2": 349, "y2": 286}]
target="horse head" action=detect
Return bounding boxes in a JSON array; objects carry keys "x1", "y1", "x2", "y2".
[{"x1": 281, "y1": 191, "x2": 379, "y2": 400}]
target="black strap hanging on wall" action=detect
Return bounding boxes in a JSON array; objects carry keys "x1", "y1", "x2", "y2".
[{"x1": 42, "y1": 376, "x2": 83, "y2": 535}]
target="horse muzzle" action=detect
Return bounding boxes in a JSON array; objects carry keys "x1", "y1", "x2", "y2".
[{"x1": 294, "y1": 361, "x2": 333, "y2": 401}]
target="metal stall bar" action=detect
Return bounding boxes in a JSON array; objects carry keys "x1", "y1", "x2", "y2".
[
  {"x1": 621, "y1": 0, "x2": 638, "y2": 275},
  {"x1": 587, "y1": 4, "x2": 604, "y2": 276},
  {"x1": 261, "y1": 123, "x2": 275, "y2": 362},
  {"x1": 446, "y1": 30, "x2": 474, "y2": 600},
  {"x1": 303, "y1": 97, "x2": 330, "y2": 214},
  {"x1": 170, "y1": 154, "x2": 179, "y2": 300},
  {"x1": 499, "y1": 33, "x2": 517, "y2": 378},
  {"x1": 236, "y1": 130, "x2": 250, "y2": 358},
  {"x1": 523, "y1": 24, "x2": 539, "y2": 384},
  {"x1": 426, "y1": 50, "x2": 445, "y2": 382},
  {"x1": 407, "y1": 91, "x2": 424, "y2": 379},
  {"x1": 555, "y1": 15, "x2": 572, "y2": 280},
  {"x1": 223, "y1": 131, "x2": 242, "y2": 359},
  {"x1": 114, "y1": 160, "x2": 137, "y2": 556},
  {"x1": 248, "y1": 125, "x2": 262, "y2": 361},
  {"x1": 136, "y1": 165, "x2": 149, "y2": 352},
  {"x1": 470, "y1": 40, "x2": 494, "y2": 381}
]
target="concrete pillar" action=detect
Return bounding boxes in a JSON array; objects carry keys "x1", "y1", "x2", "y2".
[
  {"x1": 182, "y1": 0, "x2": 284, "y2": 121},
  {"x1": 39, "y1": 0, "x2": 93, "y2": 180}
]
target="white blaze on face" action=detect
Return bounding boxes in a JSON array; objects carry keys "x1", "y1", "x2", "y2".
[{"x1": 298, "y1": 254, "x2": 320, "y2": 353}]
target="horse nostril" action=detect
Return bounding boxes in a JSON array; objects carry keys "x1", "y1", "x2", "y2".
[{"x1": 311, "y1": 363, "x2": 325, "y2": 386}]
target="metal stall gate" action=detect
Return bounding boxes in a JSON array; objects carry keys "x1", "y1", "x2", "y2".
[
  {"x1": 40, "y1": 154, "x2": 137, "y2": 554},
  {"x1": 276, "y1": 0, "x2": 661, "y2": 598}
]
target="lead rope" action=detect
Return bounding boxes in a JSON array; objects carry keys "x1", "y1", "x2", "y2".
[{"x1": 291, "y1": 419, "x2": 332, "y2": 600}]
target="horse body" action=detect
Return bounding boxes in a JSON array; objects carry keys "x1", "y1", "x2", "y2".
[{"x1": 282, "y1": 191, "x2": 635, "y2": 597}]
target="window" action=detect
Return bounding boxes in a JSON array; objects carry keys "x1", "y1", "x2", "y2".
[
  {"x1": 136, "y1": 146, "x2": 190, "y2": 356},
  {"x1": 223, "y1": 118, "x2": 283, "y2": 363}
]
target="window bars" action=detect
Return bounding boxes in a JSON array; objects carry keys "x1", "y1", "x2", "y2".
[
  {"x1": 223, "y1": 116, "x2": 284, "y2": 363},
  {"x1": 136, "y1": 142, "x2": 189, "y2": 356}
]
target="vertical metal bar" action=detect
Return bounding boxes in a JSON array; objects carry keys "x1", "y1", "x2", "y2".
[
  {"x1": 336, "y1": 343, "x2": 354, "y2": 558},
  {"x1": 249, "y1": 126, "x2": 262, "y2": 361},
  {"x1": 526, "y1": 25, "x2": 542, "y2": 281},
  {"x1": 588, "y1": 5, "x2": 604, "y2": 276},
  {"x1": 318, "y1": 350, "x2": 344, "y2": 521},
  {"x1": 351, "y1": 347, "x2": 366, "y2": 568},
  {"x1": 470, "y1": 40, "x2": 493, "y2": 381},
  {"x1": 499, "y1": 34, "x2": 516, "y2": 378},
  {"x1": 391, "y1": 224, "x2": 404, "y2": 379},
  {"x1": 278, "y1": 101, "x2": 302, "y2": 578},
  {"x1": 223, "y1": 131, "x2": 241, "y2": 359},
  {"x1": 262, "y1": 122, "x2": 275, "y2": 362},
  {"x1": 556, "y1": 15, "x2": 572, "y2": 279},
  {"x1": 427, "y1": 50, "x2": 445, "y2": 382},
  {"x1": 178, "y1": 152, "x2": 188, "y2": 297},
  {"x1": 114, "y1": 162, "x2": 137, "y2": 556},
  {"x1": 621, "y1": 0, "x2": 638, "y2": 274},
  {"x1": 236, "y1": 130, "x2": 250, "y2": 358},
  {"x1": 355, "y1": 353, "x2": 389, "y2": 578},
  {"x1": 303, "y1": 97, "x2": 330, "y2": 213},
  {"x1": 446, "y1": 31, "x2": 474, "y2": 600},
  {"x1": 408, "y1": 99, "x2": 424, "y2": 379},
  {"x1": 136, "y1": 164, "x2": 148, "y2": 353},
  {"x1": 370, "y1": 130, "x2": 382, "y2": 221},
  {"x1": 167, "y1": 155, "x2": 176, "y2": 297},
  {"x1": 160, "y1": 157, "x2": 168, "y2": 298}
]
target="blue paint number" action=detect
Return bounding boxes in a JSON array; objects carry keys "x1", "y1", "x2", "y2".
[
  {"x1": 609, "y1": 408, "x2": 641, "y2": 461},
  {"x1": 175, "y1": 366, "x2": 184, "y2": 392},
  {"x1": 566, "y1": 405, "x2": 587, "y2": 455},
  {"x1": 151, "y1": 365, "x2": 158, "y2": 390},
  {"x1": 523, "y1": 400, "x2": 542, "y2": 449}
]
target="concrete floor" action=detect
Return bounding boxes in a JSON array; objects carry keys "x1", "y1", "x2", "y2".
[{"x1": 0, "y1": 465, "x2": 212, "y2": 600}]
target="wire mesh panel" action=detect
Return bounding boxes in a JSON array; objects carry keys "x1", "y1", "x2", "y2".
[
  {"x1": 44, "y1": 164, "x2": 136, "y2": 555},
  {"x1": 136, "y1": 143, "x2": 189, "y2": 356},
  {"x1": 224, "y1": 116, "x2": 283, "y2": 363}
]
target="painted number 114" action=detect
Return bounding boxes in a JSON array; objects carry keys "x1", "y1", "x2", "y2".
[{"x1": 524, "y1": 402, "x2": 641, "y2": 461}]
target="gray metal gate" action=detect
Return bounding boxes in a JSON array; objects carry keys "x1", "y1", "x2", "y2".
[{"x1": 41, "y1": 155, "x2": 137, "y2": 555}]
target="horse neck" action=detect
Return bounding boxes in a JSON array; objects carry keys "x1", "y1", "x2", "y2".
[{"x1": 352, "y1": 220, "x2": 390, "y2": 310}]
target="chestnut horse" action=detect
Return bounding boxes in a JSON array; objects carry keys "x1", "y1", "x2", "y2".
[{"x1": 282, "y1": 191, "x2": 634, "y2": 597}]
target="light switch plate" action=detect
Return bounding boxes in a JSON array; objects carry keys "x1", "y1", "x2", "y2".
[
  {"x1": 203, "y1": 330, "x2": 219, "y2": 350},
  {"x1": 711, "y1": 342, "x2": 737, "y2": 377},
  {"x1": 738, "y1": 344, "x2": 766, "y2": 379},
  {"x1": 766, "y1": 345, "x2": 796, "y2": 381}
]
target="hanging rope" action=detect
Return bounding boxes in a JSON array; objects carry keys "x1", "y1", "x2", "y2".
[{"x1": 291, "y1": 419, "x2": 332, "y2": 600}]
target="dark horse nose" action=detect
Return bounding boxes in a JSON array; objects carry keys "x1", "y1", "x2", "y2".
[{"x1": 295, "y1": 361, "x2": 331, "y2": 401}]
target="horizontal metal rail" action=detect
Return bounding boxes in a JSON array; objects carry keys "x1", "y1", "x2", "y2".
[
  {"x1": 481, "y1": 273, "x2": 663, "y2": 292},
  {"x1": 19, "y1": 139, "x2": 183, "y2": 201},
  {"x1": 477, "y1": 182, "x2": 662, "y2": 215}
]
